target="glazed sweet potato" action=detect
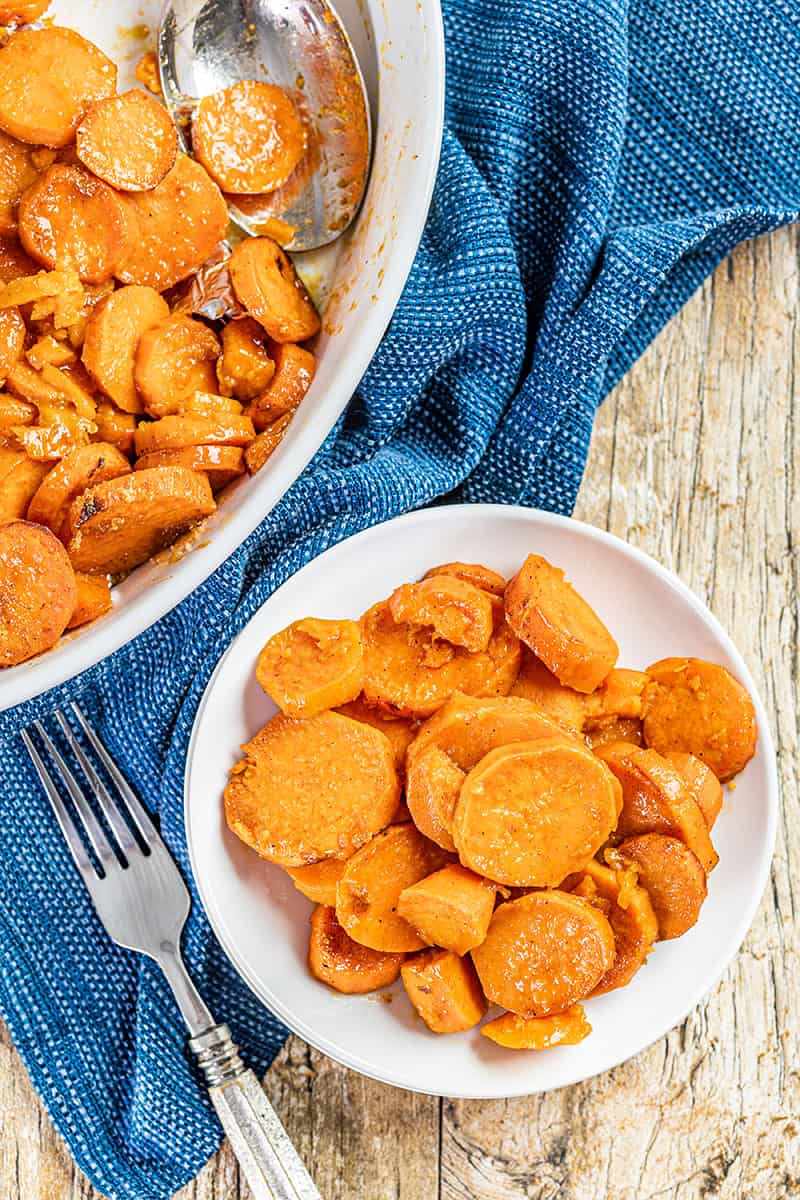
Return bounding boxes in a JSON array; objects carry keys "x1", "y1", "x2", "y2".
[
  {"x1": 405, "y1": 743, "x2": 466, "y2": 851},
  {"x1": 568, "y1": 858, "x2": 658, "y2": 994},
  {"x1": 115, "y1": 154, "x2": 229, "y2": 292},
  {"x1": 424, "y1": 561, "x2": 506, "y2": 597},
  {"x1": 216, "y1": 317, "x2": 275, "y2": 401},
  {"x1": 335, "y1": 823, "x2": 452, "y2": 952},
  {"x1": 192, "y1": 80, "x2": 306, "y2": 194},
  {"x1": 401, "y1": 948, "x2": 487, "y2": 1033},
  {"x1": 256, "y1": 617, "x2": 363, "y2": 718},
  {"x1": 334, "y1": 696, "x2": 417, "y2": 776},
  {"x1": 665, "y1": 751, "x2": 723, "y2": 829},
  {"x1": 134, "y1": 314, "x2": 221, "y2": 419},
  {"x1": 0, "y1": 445, "x2": 49, "y2": 518},
  {"x1": 287, "y1": 858, "x2": 347, "y2": 906},
  {"x1": 360, "y1": 600, "x2": 521, "y2": 718},
  {"x1": 27, "y1": 441, "x2": 131, "y2": 534},
  {"x1": 586, "y1": 717, "x2": 644, "y2": 750},
  {"x1": 453, "y1": 737, "x2": 621, "y2": 886},
  {"x1": 134, "y1": 444, "x2": 245, "y2": 493},
  {"x1": 76, "y1": 89, "x2": 178, "y2": 191},
  {"x1": 243, "y1": 413, "x2": 291, "y2": 474},
  {"x1": 0, "y1": 301, "x2": 24, "y2": 379},
  {"x1": 471, "y1": 890, "x2": 615, "y2": 1016},
  {"x1": 481, "y1": 1006, "x2": 592, "y2": 1050},
  {"x1": 180, "y1": 392, "x2": 244, "y2": 418},
  {"x1": 505, "y1": 553, "x2": 619, "y2": 692},
  {"x1": 0, "y1": 2, "x2": 51, "y2": 20},
  {"x1": 309, "y1": 904, "x2": 403, "y2": 995},
  {"x1": 0, "y1": 27, "x2": 116, "y2": 147},
  {"x1": 0, "y1": 233, "x2": 37, "y2": 282},
  {"x1": 64, "y1": 465, "x2": 216, "y2": 574},
  {"x1": 0, "y1": 130, "x2": 36, "y2": 236},
  {"x1": 225, "y1": 711, "x2": 399, "y2": 866},
  {"x1": 389, "y1": 576, "x2": 495, "y2": 654},
  {"x1": 0, "y1": 391, "x2": 33, "y2": 427},
  {"x1": 0, "y1": 519, "x2": 76, "y2": 665},
  {"x1": 92, "y1": 401, "x2": 136, "y2": 456},
  {"x1": 615, "y1": 833, "x2": 707, "y2": 940},
  {"x1": 245, "y1": 340, "x2": 315, "y2": 431},
  {"x1": 584, "y1": 668, "x2": 649, "y2": 726},
  {"x1": 595, "y1": 743, "x2": 718, "y2": 873},
  {"x1": 133, "y1": 412, "x2": 256, "y2": 456},
  {"x1": 82, "y1": 284, "x2": 169, "y2": 413},
  {"x1": 229, "y1": 236, "x2": 320, "y2": 344},
  {"x1": 643, "y1": 657, "x2": 757, "y2": 781},
  {"x1": 19, "y1": 164, "x2": 132, "y2": 283},
  {"x1": 397, "y1": 864, "x2": 497, "y2": 956},
  {"x1": 66, "y1": 571, "x2": 111, "y2": 630},
  {"x1": 509, "y1": 649, "x2": 587, "y2": 731},
  {"x1": 26, "y1": 334, "x2": 77, "y2": 371}
]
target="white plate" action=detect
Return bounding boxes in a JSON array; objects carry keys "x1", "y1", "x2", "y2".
[
  {"x1": 1, "y1": 0, "x2": 445, "y2": 710},
  {"x1": 185, "y1": 504, "x2": 778, "y2": 1098}
]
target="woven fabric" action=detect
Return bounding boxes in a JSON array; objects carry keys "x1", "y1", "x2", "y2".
[{"x1": 1, "y1": 1, "x2": 798, "y2": 1196}]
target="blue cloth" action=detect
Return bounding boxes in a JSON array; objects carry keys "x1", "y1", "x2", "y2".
[{"x1": 1, "y1": 1, "x2": 798, "y2": 1196}]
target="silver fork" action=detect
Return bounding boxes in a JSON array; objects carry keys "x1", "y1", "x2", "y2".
[{"x1": 22, "y1": 702, "x2": 321, "y2": 1200}]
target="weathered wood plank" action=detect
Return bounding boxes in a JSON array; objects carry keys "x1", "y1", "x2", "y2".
[{"x1": 1, "y1": 226, "x2": 797, "y2": 1200}]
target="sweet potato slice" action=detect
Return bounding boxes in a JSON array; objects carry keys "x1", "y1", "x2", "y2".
[
  {"x1": 180, "y1": 392, "x2": 244, "y2": 418},
  {"x1": 595, "y1": 743, "x2": 718, "y2": 872},
  {"x1": 134, "y1": 413, "x2": 256, "y2": 456},
  {"x1": 27, "y1": 441, "x2": 130, "y2": 534},
  {"x1": 287, "y1": 859, "x2": 348, "y2": 906},
  {"x1": 587, "y1": 717, "x2": 644, "y2": 751},
  {"x1": 665, "y1": 751, "x2": 723, "y2": 830},
  {"x1": 245, "y1": 340, "x2": 315, "y2": 431},
  {"x1": 0, "y1": 301, "x2": 23, "y2": 379},
  {"x1": 134, "y1": 315, "x2": 221, "y2": 419},
  {"x1": 643, "y1": 657, "x2": 758, "y2": 781},
  {"x1": 615, "y1": 833, "x2": 707, "y2": 940},
  {"x1": 0, "y1": 445, "x2": 49, "y2": 518},
  {"x1": 192, "y1": 80, "x2": 306, "y2": 194},
  {"x1": 505, "y1": 554, "x2": 618, "y2": 692},
  {"x1": 27, "y1": 334, "x2": 77, "y2": 371},
  {"x1": 405, "y1": 744, "x2": 466, "y2": 851},
  {"x1": 243, "y1": 413, "x2": 291, "y2": 474},
  {"x1": 360, "y1": 600, "x2": 521, "y2": 719},
  {"x1": 472, "y1": 890, "x2": 615, "y2": 1017},
  {"x1": 19, "y1": 164, "x2": 132, "y2": 283},
  {"x1": 509, "y1": 649, "x2": 587, "y2": 731},
  {"x1": 256, "y1": 617, "x2": 363, "y2": 719},
  {"x1": 309, "y1": 904, "x2": 403, "y2": 995},
  {"x1": 389, "y1": 576, "x2": 494, "y2": 654},
  {"x1": 0, "y1": 519, "x2": 76, "y2": 665},
  {"x1": 82, "y1": 285, "x2": 169, "y2": 413},
  {"x1": 453, "y1": 737, "x2": 621, "y2": 887},
  {"x1": 335, "y1": 823, "x2": 452, "y2": 953},
  {"x1": 92, "y1": 401, "x2": 136, "y2": 456},
  {"x1": 334, "y1": 696, "x2": 417, "y2": 776},
  {"x1": 424, "y1": 561, "x2": 506, "y2": 598},
  {"x1": 0, "y1": 391, "x2": 33, "y2": 426},
  {"x1": 66, "y1": 571, "x2": 111, "y2": 630},
  {"x1": 64, "y1": 465, "x2": 215, "y2": 574},
  {"x1": 401, "y1": 948, "x2": 486, "y2": 1033},
  {"x1": 0, "y1": 2, "x2": 52, "y2": 20},
  {"x1": 0, "y1": 27, "x2": 116, "y2": 148},
  {"x1": 225, "y1": 711, "x2": 399, "y2": 866},
  {"x1": 229, "y1": 236, "x2": 320, "y2": 343},
  {"x1": 568, "y1": 859, "x2": 658, "y2": 994},
  {"x1": 216, "y1": 317, "x2": 275, "y2": 401},
  {"x1": 134, "y1": 444, "x2": 245, "y2": 493},
  {"x1": 0, "y1": 233, "x2": 37, "y2": 281},
  {"x1": 115, "y1": 154, "x2": 229, "y2": 292},
  {"x1": 584, "y1": 668, "x2": 649, "y2": 727},
  {"x1": 481, "y1": 1006, "x2": 592, "y2": 1050},
  {"x1": 76, "y1": 89, "x2": 178, "y2": 192},
  {"x1": 397, "y1": 864, "x2": 497, "y2": 956},
  {"x1": 0, "y1": 130, "x2": 36, "y2": 235}
]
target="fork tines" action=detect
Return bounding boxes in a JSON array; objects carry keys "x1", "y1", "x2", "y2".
[{"x1": 21, "y1": 703, "x2": 158, "y2": 880}]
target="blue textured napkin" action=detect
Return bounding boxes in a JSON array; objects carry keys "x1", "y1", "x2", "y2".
[{"x1": 1, "y1": 2, "x2": 799, "y2": 1197}]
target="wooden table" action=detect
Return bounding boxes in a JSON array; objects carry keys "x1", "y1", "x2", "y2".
[{"x1": 2, "y1": 227, "x2": 797, "y2": 1200}]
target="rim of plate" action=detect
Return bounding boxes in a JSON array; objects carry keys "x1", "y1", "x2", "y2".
[
  {"x1": 1, "y1": 1, "x2": 446, "y2": 712},
  {"x1": 184, "y1": 503, "x2": 779, "y2": 1098}
]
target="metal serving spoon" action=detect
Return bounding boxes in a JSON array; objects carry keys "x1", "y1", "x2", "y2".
[{"x1": 158, "y1": 0, "x2": 372, "y2": 253}]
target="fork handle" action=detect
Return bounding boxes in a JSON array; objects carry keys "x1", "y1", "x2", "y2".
[{"x1": 190, "y1": 1025, "x2": 321, "y2": 1200}]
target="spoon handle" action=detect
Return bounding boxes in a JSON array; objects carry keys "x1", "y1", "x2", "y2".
[{"x1": 191, "y1": 1025, "x2": 322, "y2": 1200}]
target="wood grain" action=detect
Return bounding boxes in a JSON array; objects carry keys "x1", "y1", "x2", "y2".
[{"x1": 1, "y1": 226, "x2": 797, "y2": 1199}]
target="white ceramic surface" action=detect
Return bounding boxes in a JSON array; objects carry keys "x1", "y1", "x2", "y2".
[
  {"x1": 185, "y1": 505, "x2": 778, "y2": 1099},
  {"x1": 1, "y1": 0, "x2": 445, "y2": 710}
]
